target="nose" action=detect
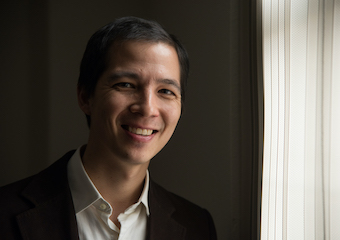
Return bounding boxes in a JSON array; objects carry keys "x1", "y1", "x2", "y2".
[{"x1": 130, "y1": 89, "x2": 160, "y2": 117}]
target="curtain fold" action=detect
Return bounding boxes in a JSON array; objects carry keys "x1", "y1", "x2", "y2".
[{"x1": 261, "y1": 0, "x2": 340, "y2": 239}]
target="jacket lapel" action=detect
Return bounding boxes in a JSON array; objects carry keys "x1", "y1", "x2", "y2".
[
  {"x1": 147, "y1": 180, "x2": 186, "y2": 240},
  {"x1": 16, "y1": 151, "x2": 79, "y2": 240}
]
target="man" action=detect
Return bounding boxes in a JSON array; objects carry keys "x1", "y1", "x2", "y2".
[{"x1": 0, "y1": 17, "x2": 217, "y2": 240}]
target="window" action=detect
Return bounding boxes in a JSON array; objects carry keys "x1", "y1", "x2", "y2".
[{"x1": 260, "y1": 0, "x2": 340, "y2": 239}]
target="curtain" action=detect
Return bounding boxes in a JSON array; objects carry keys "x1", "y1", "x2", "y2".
[{"x1": 260, "y1": 0, "x2": 340, "y2": 239}]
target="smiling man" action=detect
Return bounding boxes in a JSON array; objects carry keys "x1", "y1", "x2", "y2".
[{"x1": 0, "y1": 17, "x2": 217, "y2": 240}]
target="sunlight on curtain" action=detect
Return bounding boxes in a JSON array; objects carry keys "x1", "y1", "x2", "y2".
[{"x1": 260, "y1": 0, "x2": 340, "y2": 239}]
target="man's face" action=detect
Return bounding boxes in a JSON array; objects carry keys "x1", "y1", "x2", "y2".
[{"x1": 79, "y1": 40, "x2": 182, "y2": 165}]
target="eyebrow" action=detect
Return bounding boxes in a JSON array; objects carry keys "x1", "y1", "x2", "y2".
[
  {"x1": 108, "y1": 71, "x2": 181, "y2": 93},
  {"x1": 157, "y1": 79, "x2": 181, "y2": 93},
  {"x1": 108, "y1": 71, "x2": 140, "y2": 81}
]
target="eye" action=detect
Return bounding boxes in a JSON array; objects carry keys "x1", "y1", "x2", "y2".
[
  {"x1": 159, "y1": 89, "x2": 175, "y2": 96},
  {"x1": 113, "y1": 82, "x2": 134, "y2": 89}
]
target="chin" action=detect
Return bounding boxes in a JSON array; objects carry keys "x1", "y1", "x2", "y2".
[{"x1": 121, "y1": 148, "x2": 159, "y2": 164}]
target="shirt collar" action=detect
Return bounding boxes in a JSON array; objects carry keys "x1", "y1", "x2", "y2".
[
  {"x1": 140, "y1": 169, "x2": 150, "y2": 215},
  {"x1": 67, "y1": 146, "x2": 150, "y2": 215}
]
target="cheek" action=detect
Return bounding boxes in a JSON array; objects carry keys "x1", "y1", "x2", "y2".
[
  {"x1": 92, "y1": 95, "x2": 123, "y2": 121},
  {"x1": 163, "y1": 103, "x2": 181, "y2": 129},
  {"x1": 105, "y1": 92, "x2": 129, "y2": 109}
]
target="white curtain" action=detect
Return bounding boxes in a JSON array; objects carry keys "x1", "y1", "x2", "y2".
[{"x1": 260, "y1": 0, "x2": 340, "y2": 239}]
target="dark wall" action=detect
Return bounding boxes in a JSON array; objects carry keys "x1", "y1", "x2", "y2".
[{"x1": 0, "y1": 0, "x2": 261, "y2": 239}]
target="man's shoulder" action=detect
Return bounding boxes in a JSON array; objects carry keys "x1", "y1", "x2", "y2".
[
  {"x1": 0, "y1": 150, "x2": 75, "y2": 206},
  {"x1": 149, "y1": 180, "x2": 214, "y2": 223},
  {"x1": 0, "y1": 150, "x2": 78, "y2": 240},
  {"x1": 150, "y1": 180, "x2": 204, "y2": 211},
  {"x1": 148, "y1": 180, "x2": 217, "y2": 239},
  {"x1": 0, "y1": 175, "x2": 34, "y2": 197}
]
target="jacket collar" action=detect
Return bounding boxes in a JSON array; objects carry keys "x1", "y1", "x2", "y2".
[
  {"x1": 147, "y1": 180, "x2": 186, "y2": 240},
  {"x1": 16, "y1": 150, "x2": 79, "y2": 240}
]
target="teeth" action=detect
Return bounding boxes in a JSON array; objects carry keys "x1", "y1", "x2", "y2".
[{"x1": 128, "y1": 126, "x2": 153, "y2": 136}]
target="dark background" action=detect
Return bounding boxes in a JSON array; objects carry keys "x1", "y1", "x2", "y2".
[{"x1": 0, "y1": 0, "x2": 262, "y2": 239}]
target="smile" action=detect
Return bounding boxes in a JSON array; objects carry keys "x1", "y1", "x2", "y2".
[{"x1": 128, "y1": 126, "x2": 154, "y2": 136}]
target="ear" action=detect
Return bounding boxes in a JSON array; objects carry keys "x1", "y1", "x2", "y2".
[{"x1": 77, "y1": 86, "x2": 91, "y2": 115}]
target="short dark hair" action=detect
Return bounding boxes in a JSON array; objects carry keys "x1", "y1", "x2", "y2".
[{"x1": 78, "y1": 16, "x2": 189, "y2": 126}]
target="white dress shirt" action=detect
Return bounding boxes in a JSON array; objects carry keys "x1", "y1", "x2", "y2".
[{"x1": 67, "y1": 147, "x2": 150, "y2": 240}]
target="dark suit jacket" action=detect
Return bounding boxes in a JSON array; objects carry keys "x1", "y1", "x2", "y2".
[{"x1": 0, "y1": 151, "x2": 217, "y2": 240}]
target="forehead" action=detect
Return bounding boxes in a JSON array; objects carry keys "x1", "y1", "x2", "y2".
[
  {"x1": 105, "y1": 40, "x2": 181, "y2": 80},
  {"x1": 108, "y1": 40, "x2": 177, "y2": 63}
]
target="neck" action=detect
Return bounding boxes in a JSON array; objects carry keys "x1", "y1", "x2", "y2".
[{"x1": 80, "y1": 145, "x2": 149, "y2": 215}]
